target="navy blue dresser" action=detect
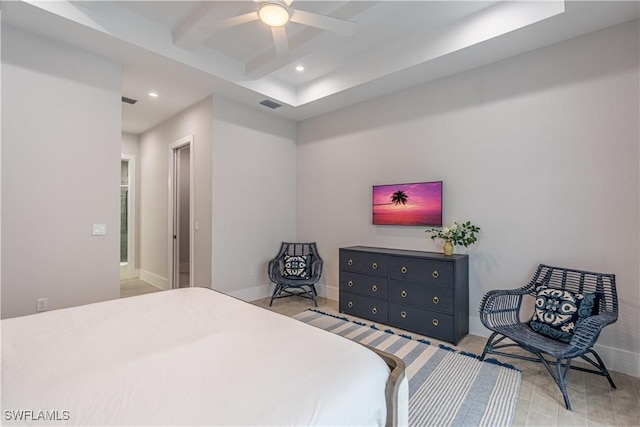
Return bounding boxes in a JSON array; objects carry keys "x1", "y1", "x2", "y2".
[{"x1": 339, "y1": 246, "x2": 469, "y2": 345}]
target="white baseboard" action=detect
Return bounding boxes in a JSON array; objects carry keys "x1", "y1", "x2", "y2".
[
  {"x1": 323, "y1": 284, "x2": 339, "y2": 301},
  {"x1": 139, "y1": 270, "x2": 169, "y2": 291},
  {"x1": 120, "y1": 267, "x2": 139, "y2": 281},
  {"x1": 469, "y1": 314, "x2": 639, "y2": 378},
  {"x1": 593, "y1": 343, "x2": 640, "y2": 378},
  {"x1": 225, "y1": 280, "x2": 639, "y2": 377},
  {"x1": 226, "y1": 283, "x2": 273, "y2": 302},
  {"x1": 226, "y1": 283, "x2": 337, "y2": 304},
  {"x1": 320, "y1": 294, "x2": 639, "y2": 378}
]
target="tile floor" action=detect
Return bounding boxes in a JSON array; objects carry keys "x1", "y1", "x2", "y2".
[
  {"x1": 120, "y1": 273, "x2": 188, "y2": 298},
  {"x1": 252, "y1": 295, "x2": 640, "y2": 427},
  {"x1": 120, "y1": 278, "x2": 163, "y2": 298},
  {"x1": 119, "y1": 282, "x2": 639, "y2": 426}
]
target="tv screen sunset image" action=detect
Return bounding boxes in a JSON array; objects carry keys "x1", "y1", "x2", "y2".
[{"x1": 372, "y1": 181, "x2": 442, "y2": 226}]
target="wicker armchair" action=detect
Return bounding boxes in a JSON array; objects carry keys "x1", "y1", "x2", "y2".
[
  {"x1": 479, "y1": 264, "x2": 618, "y2": 410},
  {"x1": 268, "y1": 242, "x2": 323, "y2": 307}
]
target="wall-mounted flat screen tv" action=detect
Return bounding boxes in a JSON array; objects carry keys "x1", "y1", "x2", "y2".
[{"x1": 372, "y1": 181, "x2": 443, "y2": 226}]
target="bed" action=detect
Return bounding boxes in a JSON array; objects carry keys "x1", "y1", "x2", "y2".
[{"x1": 1, "y1": 287, "x2": 407, "y2": 426}]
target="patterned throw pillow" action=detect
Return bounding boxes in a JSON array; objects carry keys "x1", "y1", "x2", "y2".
[
  {"x1": 529, "y1": 286, "x2": 596, "y2": 343},
  {"x1": 283, "y1": 255, "x2": 312, "y2": 279}
]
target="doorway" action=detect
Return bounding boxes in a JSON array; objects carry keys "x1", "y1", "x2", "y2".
[
  {"x1": 120, "y1": 155, "x2": 136, "y2": 280},
  {"x1": 168, "y1": 136, "x2": 194, "y2": 289}
]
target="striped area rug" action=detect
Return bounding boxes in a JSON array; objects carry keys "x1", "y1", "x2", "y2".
[{"x1": 293, "y1": 309, "x2": 522, "y2": 427}]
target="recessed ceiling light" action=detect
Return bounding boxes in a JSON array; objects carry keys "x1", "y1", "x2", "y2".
[
  {"x1": 295, "y1": 65, "x2": 304, "y2": 72},
  {"x1": 148, "y1": 92, "x2": 159, "y2": 98}
]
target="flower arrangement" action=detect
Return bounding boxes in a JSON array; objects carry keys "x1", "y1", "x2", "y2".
[{"x1": 426, "y1": 221, "x2": 481, "y2": 247}]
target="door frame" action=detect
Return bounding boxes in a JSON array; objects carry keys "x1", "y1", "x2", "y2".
[
  {"x1": 121, "y1": 154, "x2": 136, "y2": 280},
  {"x1": 168, "y1": 135, "x2": 195, "y2": 289}
]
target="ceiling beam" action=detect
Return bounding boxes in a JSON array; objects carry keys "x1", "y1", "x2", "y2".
[
  {"x1": 246, "y1": 27, "x2": 332, "y2": 78},
  {"x1": 246, "y1": 1, "x2": 379, "y2": 78},
  {"x1": 173, "y1": 2, "x2": 241, "y2": 51}
]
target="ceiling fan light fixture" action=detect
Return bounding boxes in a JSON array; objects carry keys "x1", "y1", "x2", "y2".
[{"x1": 258, "y1": 1, "x2": 290, "y2": 27}]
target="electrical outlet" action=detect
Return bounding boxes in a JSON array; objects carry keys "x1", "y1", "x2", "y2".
[
  {"x1": 249, "y1": 267, "x2": 255, "y2": 277},
  {"x1": 37, "y1": 298, "x2": 48, "y2": 312}
]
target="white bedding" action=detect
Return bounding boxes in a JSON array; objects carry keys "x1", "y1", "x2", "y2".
[{"x1": 1, "y1": 288, "x2": 391, "y2": 426}]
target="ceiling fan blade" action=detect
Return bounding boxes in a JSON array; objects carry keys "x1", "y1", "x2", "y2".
[
  {"x1": 204, "y1": 12, "x2": 259, "y2": 32},
  {"x1": 289, "y1": 9, "x2": 356, "y2": 35},
  {"x1": 271, "y1": 26, "x2": 290, "y2": 58}
]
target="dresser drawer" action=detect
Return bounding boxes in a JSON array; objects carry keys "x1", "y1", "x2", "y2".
[
  {"x1": 340, "y1": 291, "x2": 388, "y2": 323},
  {"x1": 339, "y1": 246, "x2": 468, "y2": 345},
  {"x1": 389, "y1": 303, "x2": 454, "y2": 342},
  {"x1": 340, "y1": 271, "x2": 388, "y2": 299},
  {"x1": 389, "y1": 256, "x2": 453, "y2": 286},
  {"x1": 389, "y1": 280, "x2": 453, "y2": 314},
  {"x1": 340, "y1": 250, "x2": 388, "y2": 277}
]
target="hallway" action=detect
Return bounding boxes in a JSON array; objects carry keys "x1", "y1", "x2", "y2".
[{"x1": 120, "y1": 278, "x2": 163, "y2": 298}]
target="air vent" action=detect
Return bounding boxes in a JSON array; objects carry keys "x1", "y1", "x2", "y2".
[
  {"x1": 122, "y1": 96, "x2": 138, "y2": 105},
  {"x1": 259, "y1": 99, "x2": 282, "y2": 109}
]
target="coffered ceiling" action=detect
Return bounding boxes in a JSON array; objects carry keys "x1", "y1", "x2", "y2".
[{"x1": 2, "y1": 1, "x2": 638, "y2": 133}]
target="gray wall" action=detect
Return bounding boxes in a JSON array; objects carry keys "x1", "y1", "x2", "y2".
[
  {"x1": 1, "y1": 14, "x2": 636, "y2": 378},
  {"x1": 138, "y1": 96, "x2": 212, "y2": 289},
  {"x1": 1, "y1": 25, "x2": 121, "y2": 318},
  {"x1": 121, "y1": 132, "x2": 140, "y2": 157},
  {"x1": 179, "y1": 146, "x2": 191, "y2": 269},
  {"x1": 121, "y1": 132, "x2": 140, "y2": 275},
  {"x1": 211, "y1": 96, "x2": 297, "y2": 301},
  {"x1": 297, "y1": 20, "x2": 640, "y2": 376},
  {"x1": 135, "y1": 94, "x2": 297, "y2": 299}
]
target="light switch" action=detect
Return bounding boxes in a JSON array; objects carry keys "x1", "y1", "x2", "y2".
[{"x1": 92, "y1": 223, "x2": 107, "y2": 236}]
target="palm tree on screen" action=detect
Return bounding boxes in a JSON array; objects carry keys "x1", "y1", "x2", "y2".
[{"x1": 391, "y1": 191, "x2": 408, "y2": 205}]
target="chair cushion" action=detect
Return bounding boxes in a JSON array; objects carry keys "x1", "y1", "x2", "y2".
[
  {"x1": 283, "y1": 255, "x2": 312, "y2": 279},
  {"x1": 529, "y1": 286, "x2": 597, "y2": 343}
]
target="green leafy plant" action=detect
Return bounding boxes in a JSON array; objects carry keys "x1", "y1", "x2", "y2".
[{"x1": 426, "y1": 221, "x2": 481, "y2": 247}]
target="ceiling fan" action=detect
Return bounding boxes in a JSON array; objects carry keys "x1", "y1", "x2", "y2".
[{"x1": 205, "y1": 0, "x2": 357, "y2": 58}]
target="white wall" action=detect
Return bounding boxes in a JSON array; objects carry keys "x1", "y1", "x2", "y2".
[
  {"x1": 179, "y1": 146, "x2": 191, "y2": 269},
  {"x1": 211, "y1": 96, "x2": 297, "y2": 301},
  {"x1": 122, "y1": 132, "x2": 140, "y2": 157},
  {"x1": 138, "y1": 97, "x2": 212, "y2": 289},
  {"x1": 121, "y1": 132, "x2": 140, "y2": 275},
  {"x1": 297, "y1": 20, "x2": 640, "y2": 376},
  {"x1": 1, "y1": 25, "x2": 121, "y2": 318}
]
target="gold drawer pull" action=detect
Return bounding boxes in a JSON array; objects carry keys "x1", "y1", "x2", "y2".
[
  {"x1": 348, "y1": 259, "x2": 354, "y2": 266},
  {"x1": 400, "y1": 290, "x2": 407, "y2": 298},
  {"x1": 372, "y1": 262, "x2": 378, "y2": 270},
  {"x1": 401, "y1": 311, "x2": 407, "y2": 319},
  {"x1": 348, "y1": 301, "x2": 354, "y2": 308},
  {"x1": 372, "y1": 307, "x2": 378, "y2": 315},
  {"x1": 432, "y1": 270, "x2": 439, "y2": 279},
  {"x1": 432, "y1": 319, "x2": 439, "y2": 327},
  {"x1": 348, "y1": 280, "x2": 354, "y2": 287},
  {"x1": 433, "y1": 296, "x2": 440, "y2": 304},
  {"x1": 372, "y1": 285, "x2": 378, "y2": 292},
  {"x1": 401, "y1": 266, "x2": 408, "y2": 274}
]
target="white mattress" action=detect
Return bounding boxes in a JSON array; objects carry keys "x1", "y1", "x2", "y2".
[{"x1": 1, "y1": 288, "x2": 390, "y2": 426}]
